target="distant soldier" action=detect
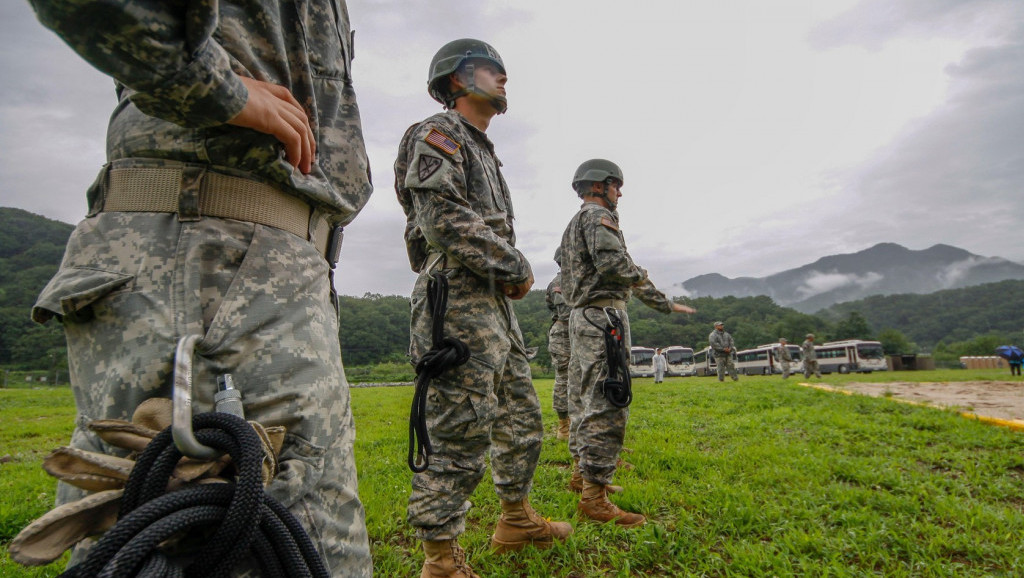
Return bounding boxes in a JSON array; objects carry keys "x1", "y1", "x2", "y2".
[
  {"x1": 802, "y1": 333, "x2": 822, "y2": 378},
  {"x1": 709, "y1": 321, "x2": 739, "y2": 382},
  {"x1": 653, "y1": 348, "x2": 667, "y2": 383},
  {"x1": 559, "y1": 158, "x2": 695, "y2": 528},
  {"x1": 776, "y1": 337, "x2": 793, "y2": 378},
  {"x1": 395, "y1": 38, "x2": 570, "y2": 577},
  {"x1": 545, "y1": 248, "x2": 571, "y2": 441}
]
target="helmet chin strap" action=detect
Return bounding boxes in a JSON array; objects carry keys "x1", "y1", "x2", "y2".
[
  {"x1": 599, "y1": 182, "x2": 618, "y2": 210},
  {"x1": 447, "y1": 62, "x2": 508, "y2": 114}
]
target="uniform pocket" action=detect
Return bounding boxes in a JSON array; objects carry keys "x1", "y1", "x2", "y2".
[
  {"x1": 32, "y1": 268, "x2": 134, "y2": 324},
  {"x1": 265, "y1": 432, "x2": 326, "y2": 509}
]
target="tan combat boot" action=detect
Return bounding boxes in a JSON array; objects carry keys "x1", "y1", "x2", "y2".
[
  {"x1": 490, "y1": 498, "x2": 573, "y2": 553},
  {"x1": 578, "y1": 480, "x2": 646, "y2": 528},
  {"x1": 421, "y1": 539, "x2": 479, "y2": 578},
  {"x1": 570, "y1": 458, "x2": 621, "y2": 494},
  {"x1": 556, "y1": 417, "x2": 570, "y2": 440}
]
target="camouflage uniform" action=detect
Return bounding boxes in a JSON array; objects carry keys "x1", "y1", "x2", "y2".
[
  {"x1": 28, "y1": 1, "x2": 372, "y2": 575},
  {"x1": 802, "y1": 338, "x2": 822, "y2": 378},
  {"x1": 395, "y1": 110, "x2": 541, "y2": 541},
  {"x1": 545, "y1": 272, "x2": 571, "y2": 419},
  {"x1": 559, "y1": 203, "x2": 673, "y2": 485},
  {"x1": 709, "y1": 328, "x2": 739, "y2": 381},
  {"x1": 776, "y1": 343, "x2": 793, "y2": 378}
]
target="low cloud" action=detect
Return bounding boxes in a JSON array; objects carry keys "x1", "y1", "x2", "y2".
[{"x1": 796, "y1": 271, "x2": 884, "y2": 299}]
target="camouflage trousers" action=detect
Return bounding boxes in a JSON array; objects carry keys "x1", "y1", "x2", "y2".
[
  {"x1": 407, "y1": 270, "x2": 543, "y2": 541},
  {"x1": 567, "y1": 307, "x2": 631, "y2": 486},
  {"x1": 804, "y1": 359, "x2": 821, "y2": 378},
  {"x1": 547, "y1": 319, "x2": 570, "y2": 416},
  {"x1": 780, "y1": 360, "x2": 791, "y2": 378},
  {"x1": 33, "y1": 213, "x2": 371, "y2": 577},
  {"x1": 715, "y1": 352, "x2": 737, "y2": 381}
]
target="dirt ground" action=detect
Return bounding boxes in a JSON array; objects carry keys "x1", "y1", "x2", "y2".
[{"x1": 826, "y1": 381, "x2": 1024, "y2": 423}]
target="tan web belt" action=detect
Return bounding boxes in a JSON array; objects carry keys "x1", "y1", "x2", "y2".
[
  {"x1": 581, "y1": 298, "x2": 627, "y2": 310},
  {"x1": 100, "y1": 165, "x2": 334, "y2": 261}
]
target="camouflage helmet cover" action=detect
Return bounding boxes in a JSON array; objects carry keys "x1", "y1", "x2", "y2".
[
  {"x1": 572, "y1": 159, "x2": 624, "y2": 193},
  {"x1": 428, "y1": 38, "x2": 506, "y2": 106}
]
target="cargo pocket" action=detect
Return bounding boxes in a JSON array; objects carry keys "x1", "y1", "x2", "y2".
[
  {"x1": 265, "y1": 433, "x2": 326, "y2": 509},
  {"x1": 32, "y1": 268, "x2": 134, "y2": 324}
]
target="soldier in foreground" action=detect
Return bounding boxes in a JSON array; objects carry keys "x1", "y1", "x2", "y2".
[
  {"x1": 395, "y1": 39, "x2": 571, "y2": 577},
  {"x1": 776, "y1": 337, "x2": 793, "y2": 379},
  {"x1": 546, "y1": 249, "x2": 572, "y2": 441},
  {"x1": 559, "y1": 159, "x2": 695, "y2": 528},
  {"x1": 803, "y1": 333, "x2": 822, "y2": 378},
  {"x1": 27, "y1": 0, "x2": 373, "y2": 574},
  {"x1": 709, "y1": 321, "x2": 739, "y2": 382}
]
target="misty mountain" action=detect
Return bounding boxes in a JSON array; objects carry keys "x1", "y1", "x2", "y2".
[{"x1": 680, "y1": 243, "x2": 1024, "y2": 313}]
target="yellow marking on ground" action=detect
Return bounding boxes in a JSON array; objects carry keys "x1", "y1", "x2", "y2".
[{"x1": 795, "y1": 382, "x2": 1024, "y2": 432}]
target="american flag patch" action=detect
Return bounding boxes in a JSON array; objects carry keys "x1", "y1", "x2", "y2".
[
  {"x1": 424, "y1": 128, "x2": 460, "y2": 155},
  {"x1": 600, "y1": 217, "x2": 619, "y2": 231}
]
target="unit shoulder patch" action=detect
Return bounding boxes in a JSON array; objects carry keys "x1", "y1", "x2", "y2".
[
  {"x1": 600, "y1": 217, "x2": 619, "y2": 231},
  {"x1": 418, "y1": 155, "x2": 443, "y2": 181},
  {"x1": 424, "y1": 128, "x2": 461, "y2": 155}
]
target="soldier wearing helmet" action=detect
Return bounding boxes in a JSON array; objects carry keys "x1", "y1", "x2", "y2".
[
  {"x1": 558, "y1": 159, "x2": 696, "y2": 528},
  {"x1": 395, "y1": 39, "x2": 570, "y2": 577}
]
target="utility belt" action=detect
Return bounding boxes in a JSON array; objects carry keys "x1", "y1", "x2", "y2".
[
  {"x1": 89, "y1": 160, "x2": 344, "y2": 265},
  {"x1": 577, "y1": 298, "x2": 627, "y2": 310},
  {"x1": 424, "y1": 250, "x2": 463, "y2": 273}
]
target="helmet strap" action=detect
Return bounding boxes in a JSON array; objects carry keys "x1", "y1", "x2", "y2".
[{"x1": 448, "y1": 60, "x2": 507, "y2": 114}]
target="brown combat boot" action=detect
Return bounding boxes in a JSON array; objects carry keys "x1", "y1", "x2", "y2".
[
  {"x1": 556, "y1": 417, "x2": 570, "y2": 440},
  {"x1": 421, "y1": 539, "x2": 479, "y2": 578},
  {"x1": 490, "y1": 498, "x2": 573, "y2": 553},
  {"x1": 578, "y1": 480, "x2": 646, "y2": 528},
  {"x1": 570, "y1": 458, "x2": 622, "y2": 494}
]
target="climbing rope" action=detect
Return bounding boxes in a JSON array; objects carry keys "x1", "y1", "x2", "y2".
[
  {"x1": 61, "y1": 411, "x2": 328, "y2": 578},
  {"x1": 583, "y1": 306, "x2": 633, "y2": 408},
  {"x1": 408, "y1": 273, "x2": 471, "y2": 473}
]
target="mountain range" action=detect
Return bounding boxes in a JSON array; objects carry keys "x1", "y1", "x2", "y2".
[{"x1": 680, "y1": 243, "x2": 1024, "y2": 313}]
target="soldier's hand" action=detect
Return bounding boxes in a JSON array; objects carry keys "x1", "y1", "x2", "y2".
[
  {"x1": 671, "y1": 303, "x2": 696, "y2": 314},
  {"x1": 228, "y1": 76, "x2": 316, "y2": 174}
]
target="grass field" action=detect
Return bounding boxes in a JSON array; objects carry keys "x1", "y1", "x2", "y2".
[{"x1": 3, "y1": 369, "x2": 1024, "y2": 576}]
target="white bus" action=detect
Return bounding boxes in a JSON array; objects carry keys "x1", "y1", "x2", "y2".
[
  {"x1": 735, "y1": 343, "x2": 804, "y2": 376},
  {"x1": 629, "y1": 346, "x2": 656, "y2": 378},
  {"x1": 814, "y1": 340, "x2": 888, "y2": 374},
  {"x1": 692, "y1": 346, "x2": 719, "y2": 377},
  {"x1": 662, "y1": 346, "x2": 696, "y2": 377}
]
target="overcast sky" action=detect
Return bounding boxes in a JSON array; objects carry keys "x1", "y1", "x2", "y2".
[{"x1": 2, "y1": 0, "x2": 1022, "y2": 297}]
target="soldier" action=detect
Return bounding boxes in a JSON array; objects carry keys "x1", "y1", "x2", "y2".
[
  {"x1": 559, "y1": 159, "x2": 695, "y2": 528},
  {"x1": 27, "y1": 0, "x2": 373, "y2": 575},
  {"x1": 653, "y1": 348, "x2": 667, "y2": 383},
  {"x1": 546, "y1": 248, "x2": 572, "y2": 441},
  {"x1": 803, "y1": 333, "x2": 822, "y2": 378},
  {"x1": 776, "y1": 337, "x2": 793, "y2": 379},
  {"x1": 395, "y1": 39, "x2": 571, "y2": 577},
  {"x1": 709, "y1": 321, "x2": 739, "y2": 382}
]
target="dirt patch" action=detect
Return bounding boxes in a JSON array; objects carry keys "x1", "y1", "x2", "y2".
[{"x1": 830, "y1": 381, "x2": 1024, "y2": 422}]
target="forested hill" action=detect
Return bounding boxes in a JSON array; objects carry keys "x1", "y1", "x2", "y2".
[{"x1": 816, "y1": 279, "x2": 1024, "y2": 351}]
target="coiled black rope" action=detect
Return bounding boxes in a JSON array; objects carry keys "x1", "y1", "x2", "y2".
[
  {"x1": 61, "y1": 412, "x2": 328, "y2": 578},
  {"x1": 583, "y1": 306, "x2": 633, "y2": 408},
  {"x1": 409, "y1": 273, "x2": 471, "y2": 473}
]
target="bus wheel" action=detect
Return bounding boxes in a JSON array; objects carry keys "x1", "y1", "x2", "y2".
[
  {"x1": 838, "y1": 365, "x2": 849, "y2": 374},
  {"x1": 763, "y1": 368, "x2": 770, "y2": 375}
]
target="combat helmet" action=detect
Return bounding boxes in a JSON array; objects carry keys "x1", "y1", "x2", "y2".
[
  {"x1": 572, "y1": 159, "x2": 624, "y2": 195},
  {"x1": 428, "y1": 38, "x2": 507, "y2": 113}
]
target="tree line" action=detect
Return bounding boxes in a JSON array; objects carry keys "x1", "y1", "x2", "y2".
[{"x1": 3, "y1": 208, "x2": 1022, "y2": 372}]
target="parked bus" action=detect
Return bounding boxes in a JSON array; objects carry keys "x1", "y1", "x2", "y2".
[
  {"x1": 662, "y1": 345, "x2": 696, "y2": 377},
  {"x1": 735, "y1": 343, "x2": 804, "y2": 375},
  {"x1": 815, "y1": 340, "x2": 888, "y2": 374},
  {"x1": 629, "y1": 346, "x2": 656, "y2": 378},
  {"x1": 692, "y1": 346, "x2": 719, "y2": 377}
]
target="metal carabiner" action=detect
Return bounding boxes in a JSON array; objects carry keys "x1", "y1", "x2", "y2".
[{"x1": 172, "y1": 334, "x2": 221, "y2": 460}]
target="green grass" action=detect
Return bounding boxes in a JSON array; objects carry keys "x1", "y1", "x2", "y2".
[{"x1": 4, "y1": 370, "x2": 1024, "y2": 576}]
